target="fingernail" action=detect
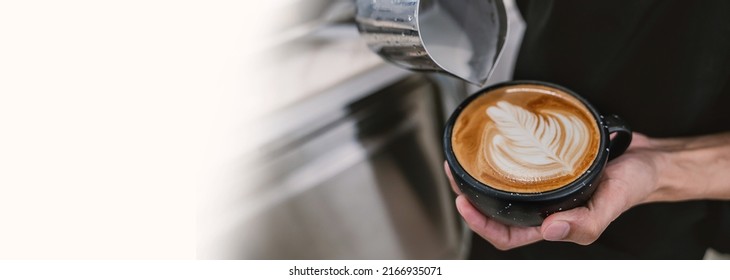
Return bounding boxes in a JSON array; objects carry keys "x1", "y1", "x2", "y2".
[{"x1": 543, "y1": 221, "x2": 570, "y2": 241}]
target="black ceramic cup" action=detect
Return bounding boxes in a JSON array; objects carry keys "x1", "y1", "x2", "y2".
[{"x1": 444, "y1": 81, "x2": 632, "y2": 227}]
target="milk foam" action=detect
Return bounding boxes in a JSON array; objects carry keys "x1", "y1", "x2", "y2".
[{"x1": 480, "y1": 101, "x2": 590, "y2": 183}]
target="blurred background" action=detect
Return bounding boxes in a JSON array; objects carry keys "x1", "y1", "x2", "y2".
[{"x1": 197, "y1": 0, "x2": 526, "y2": 259}]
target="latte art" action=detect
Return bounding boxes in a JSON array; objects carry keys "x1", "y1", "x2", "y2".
[
  {"x1": 482, "y1": 101, "x2": 591, "y2": 183},
  {"x1": 451, "y1": 84, "x2": 601, "y2": 193}
]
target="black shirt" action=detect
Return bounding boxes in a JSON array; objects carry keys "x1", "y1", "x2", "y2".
[{"x1": 470, "y1": 0, "x2": 730, "y2": 259}]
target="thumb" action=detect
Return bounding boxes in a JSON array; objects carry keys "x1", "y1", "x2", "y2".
[
  {"x1": 540, "y1": 180, "x2": 631, "y2": 245},
  {"x1": 540, "y1": 207, "x2": 606, "y2": 245}
]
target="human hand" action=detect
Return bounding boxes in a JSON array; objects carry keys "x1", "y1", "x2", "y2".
[{"x1": 445, "y1": 133, "x2": 667, "y2": 250}]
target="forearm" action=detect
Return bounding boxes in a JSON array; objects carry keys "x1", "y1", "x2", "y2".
[{"x1": 649, "y1": 132, "x2": 730, "y2": 202}]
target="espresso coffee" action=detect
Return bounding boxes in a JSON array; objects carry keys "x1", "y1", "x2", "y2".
[{"x1": 451, "y1": 84, "x2": 601, "y2": 193}]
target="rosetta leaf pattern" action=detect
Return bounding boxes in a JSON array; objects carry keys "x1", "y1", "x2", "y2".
[{"x1": 484, "y1": 101, "x2": 589, "y2": 181}]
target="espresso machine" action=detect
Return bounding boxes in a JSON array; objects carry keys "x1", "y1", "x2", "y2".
[{"x1": 200, "y1": 0, "x2": 521, "y2": 259}]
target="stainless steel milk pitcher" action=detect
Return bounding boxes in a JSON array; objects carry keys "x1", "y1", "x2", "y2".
[{"x1": 355, "y1": 0, "x2": 507, "y2": 85}]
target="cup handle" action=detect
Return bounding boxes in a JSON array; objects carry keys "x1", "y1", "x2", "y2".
[{"x1": 603, "y1": 114, "x2": 632, "y2": 161}]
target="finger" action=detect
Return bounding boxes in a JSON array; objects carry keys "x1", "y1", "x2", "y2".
[
  {"x1": 540, "y1": 178, "x2": 630, "y2": 245},
  {"x1": 627, "y1": 132, "x2": 651, "y2": 149},
  {"x1": 456, "y1": 195, "x2": 543, "y2": 250},
  {"x1": 444, "y1": 161, "x2": 462, "y2": 195}
]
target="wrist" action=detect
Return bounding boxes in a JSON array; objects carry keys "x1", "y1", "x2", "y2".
[
  {"x1": 648, "y1": 138, "x2": 714, "y2": 202},
  {"x1": 649, "y1": 148, "x2": 685, "y2": 202}
]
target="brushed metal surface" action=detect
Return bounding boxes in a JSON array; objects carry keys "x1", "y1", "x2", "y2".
[{"x1": 206, "y1": 74, "x2": 467, "y2": 259}]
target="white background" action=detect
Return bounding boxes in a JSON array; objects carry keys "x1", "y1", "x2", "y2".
[{"x1": 0, "y1": 0, "x2": 290, "y2": 258}]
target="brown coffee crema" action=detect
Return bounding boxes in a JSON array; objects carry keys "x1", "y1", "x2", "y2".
[{"x1": 452, "y1": 84, "x2": 601, "y2": 193}]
